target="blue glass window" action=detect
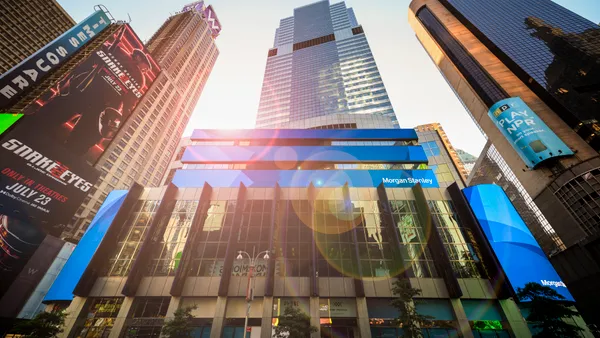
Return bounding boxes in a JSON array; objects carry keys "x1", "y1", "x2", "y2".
[{"x1": 422, "y1": 141, "x2": 441, "y2": 157}]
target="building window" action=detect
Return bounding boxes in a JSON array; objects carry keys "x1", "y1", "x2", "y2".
[
  {"x1": 148, "y1": 201, "x2": 198, "y2": 276},
  {"x1": 233, "y1": 200, "x2": 273, "y2": 276},
  {"x1": 428, "y1": 201, "x2": 481, "y2": 278},
  {"x1": 422, "y1": 141, "x2": 441, "y2": 157},
  {"x1": 351, "y1": 200, "x2": 392, "y2": 278},
  {"x1": 275, "y1": 200, "x2": 312, "y2": 277},
  {"x1": 430, "y1": 164, "x2": 455, "y2": 183},
  {"x1": 106, "y1": 201, "x2": 160, "y2": 276},
  {"x1": 390, "y1": 200, "x2": 438, "y2": 278},
  {"x1": 73, "y1": 298, "x2": 123, "y2": 337},
  {"x1": 190, "y1": 200, "x2": 235, "y2": 276},
  {"x1": 131, "y1": 297, "x2": 170, "y2": 318}
]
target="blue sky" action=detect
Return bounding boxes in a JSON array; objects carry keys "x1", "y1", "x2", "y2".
[{"x1": 58, "y1": 0, "x2": 600, "y2": 156}]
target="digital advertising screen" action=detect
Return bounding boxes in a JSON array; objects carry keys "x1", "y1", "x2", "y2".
[
  {"x1": 0, "y1": 10, "x2": 110, "y2": 109},
  {"x1": 44, "y1": 190, "x2": 128, "y2": 302},
  {"x1": 172, "y1": 169, "x2": 439, "y2": 188},
  {"x1": 16, "y1": 24, "x2": 160, "y2": 163},
  {"x1": 488, "y1": 97, "x2": 574, "y2": 168},
  {"x1": 463, "y1": 184, "x2": 574, "y2": 301}
]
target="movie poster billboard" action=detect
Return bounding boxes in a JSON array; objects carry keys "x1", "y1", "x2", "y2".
[
  {"x1": 15, "y1": 24, "x2": 160, "y2": 162},
  {"x1": 0, "y1": 24, "x2": 158, "y2": 233},
  {"x1": 0, "y1": 132, "x2": 100, "y2": 231}
]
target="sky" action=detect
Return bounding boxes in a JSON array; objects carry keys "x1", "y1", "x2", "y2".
[{"x1": 58, "y1": 0, "x2": 600, "y2": 157}]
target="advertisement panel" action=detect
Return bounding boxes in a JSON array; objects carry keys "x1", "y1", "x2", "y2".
[
  {"x1": 488, "y1": 97, "x2": 573, "y2": 168},
  {"x1": 0, "y1": 215, "x2": 46, "y2": 299},
  {"x1": 463, "y1": 184, "x2": 574, "y2": 301},
  {"x1": 172, "y1": 169, "x2": 439, "y2": 188},
  {"x1": 0, "y1": 132, "x2": 100, "y2": 231},
  {"x1": 181, "y1": 1, "x2": 221, "y2": 38},
  {"x1": 0, "y1": 10, "x2": 111, "y2": 108},
  {"x1": 0, "y1": 113, "x2": 22, "y2": 135},
  {"x1": 15, "y1": 24, "x2": 160, "y2": 162},
  {"x1": 44, "y1": 190, "x2": 128, "y2": 302}
]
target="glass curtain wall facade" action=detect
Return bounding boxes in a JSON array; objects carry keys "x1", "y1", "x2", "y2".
[
  {"x1": 57, "y1": 129, "x2": 536, "y2": 338},
  {"x1": 256, "y1": 1, "x2": 398, "y2": 129}
]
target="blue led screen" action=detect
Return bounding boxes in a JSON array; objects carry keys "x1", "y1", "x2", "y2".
[
  {"x1": 43, "y1": 190, "x2": 128, "y2": 302},
  {"x1": 191, "y1": 129, "x2": 418, "y2": 141},
  {"x1": 463, "y1": 184, "x2": 573, "y2": 301},
  {"x1": 172, "y1": 169, "x2": 438, "y2": 188},
  {"x1": 488, "y1": 97, "x2": 574, "y2": 168},
  {"x1": 182, "y1": 145, "x2": 427, "y2": 163}
]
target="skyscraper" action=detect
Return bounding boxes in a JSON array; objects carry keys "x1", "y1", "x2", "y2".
[
  {"x1": 63, "y1": 3, "x2": 221, "y2": 239},
  {"x1": 0, "y1": 0, "x2": 75, "y2": 74},
  {"x1": 408, "y1": 0, "x2": 600, "y2": 325},
  {"x1": 256, "y1": 0, "x2": 398, "y2": 129}
]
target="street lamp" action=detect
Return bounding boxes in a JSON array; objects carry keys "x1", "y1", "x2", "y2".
[{"x1": 237, "y1": 246, "x2": 270, "y2": 337}]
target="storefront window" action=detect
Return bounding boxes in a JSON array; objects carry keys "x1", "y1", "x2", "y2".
[{"x1": 74, "y1": 298, "x2": 123, "y2": 338}]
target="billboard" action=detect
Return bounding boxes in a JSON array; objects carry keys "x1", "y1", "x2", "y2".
[
  {"x1": 16, "y1": 24, "x2": 160, "y2": 162},
  {"x1": 182, "y1": 1, "x2": 221, "y2": 38},
  {"x1": 0, "y1": 10, "x2": 111, "y2": 108},
  {"x1": 0, "y1": 215, "x2": 46, "y2": 299},
  {"x1": 44, "y1": 190, "x2": 128, "y2": 302},
  {"x1": 0, "y1": 113, "x2": 22, "y2": 135},
  {"x1": 488, "y1": 97, "x2": 573, "y2": 168},
  {"x1": 463, "y1": 184, "x2": 574, "y2": 301},
  {"x1": 0, "y1": 132, "x2": 100, "y2": 232},
  {"x1": 172, "y1": 169, "x2": 439, "y2": 188}
]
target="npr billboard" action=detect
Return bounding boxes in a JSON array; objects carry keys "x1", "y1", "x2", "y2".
[{"x1": 488, "y1": 97, "x2": 573, "y2": 168}]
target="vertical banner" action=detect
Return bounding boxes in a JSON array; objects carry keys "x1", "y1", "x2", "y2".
[{"x1": 488, "y1": 97, "x2": 573, "y2": 168}]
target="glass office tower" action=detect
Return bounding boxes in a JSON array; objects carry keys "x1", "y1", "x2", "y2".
[
  {"x1": 256, "y1": 1, "x2": 398, "y2": 129},
  {"x1": 408, "y1": 0, "x2": 600, "y2": 326}
]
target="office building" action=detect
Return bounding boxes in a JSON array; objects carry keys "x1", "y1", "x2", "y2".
[
  {"x1": 455, "y1": 149, "x2": 477, "y2": 176},
  {"x1": 415, "y1": 123, "x2": 468, "y2": 183},
  {"x1": 408, "y1": 0, "x2": 600, "y2": 324},
  {"x1": 0, "y1": 0, "x2": 75, "y2": 74},
  {"x1": 468, "y1": 141, "x2": 564, "y2": 255},
  {"x1": 62, "y1": 2, "x2": 221, "y2": 239},
  {"x1": 49, "y1": 128, "x2": 567, "y2": 338},
  {"x1": 256, "y1": 1, "x2": 398, "y2": 129}
]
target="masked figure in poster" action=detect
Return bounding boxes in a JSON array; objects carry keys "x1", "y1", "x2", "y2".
[{"x1": 23, "y1": 26, "x2": 153, "y2": 160}]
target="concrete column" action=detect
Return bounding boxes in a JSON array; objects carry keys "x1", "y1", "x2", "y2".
[
  {"x1": 59, "y1": 296, "x2": 88, "y2": 338},
  {"x1": 108, "y1": 296, "x2": 135, "y2": 338},
  {"x1": 355, "y1": 297, "x2": 371, "y2": 338},
  {"x1": 449, "y1": 299, "x2": 474, "y2": 338},
  {"x1": 310, "y1": 296, "x2": 320, "y2": 338},
  {"x1": 165, "y1": 296, "x2": 182, "y2": 318},
  {"x1": 498, "y1": 298, "x2": 531, "y2": 338},
  {"x1": 261, "y1": 296, "x2": 274, "y2": 338},
  {"x1": 210, "y1": 296, "x2": 228, "y2": 338}
]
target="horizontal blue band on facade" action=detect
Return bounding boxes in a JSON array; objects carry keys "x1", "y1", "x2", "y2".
[
  {"x1": 172, "y1": 169, "x2": 439, "y2": 188},
  {"x1": 182, "y1": 145, "x2": 428, "y2": 163},
  {"x1": 190, "y1": 129, "x2": 418, "y2": 141}
]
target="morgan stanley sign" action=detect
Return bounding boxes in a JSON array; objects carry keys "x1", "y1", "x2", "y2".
[
  {"x1": 488, "y1": 97, "x2": 573, "y2": 168},
  {"x1": 0, "y1": 10, "x2": 111, "y2": 109}
]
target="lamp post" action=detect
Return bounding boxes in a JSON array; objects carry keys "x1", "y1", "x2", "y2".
[{"x1": 236, "y1": 246, "x2": 270, "y2": 337}]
